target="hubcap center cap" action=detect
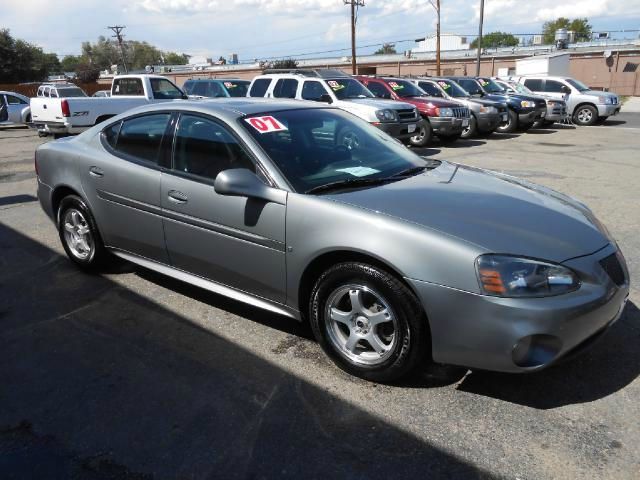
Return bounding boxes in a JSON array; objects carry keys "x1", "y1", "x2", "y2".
[{"x1": 354, "y1": 315, "x2": 370, "y2": 334}]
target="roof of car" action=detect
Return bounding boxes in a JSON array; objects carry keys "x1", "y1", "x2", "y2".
[{"x1": 185, "y1": 78, "x2": 249, "y2": 82}]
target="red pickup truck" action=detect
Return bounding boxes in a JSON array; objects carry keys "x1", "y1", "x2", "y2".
[{"x1": 356, "y1": 76, "x2": 470, "y2": 146}]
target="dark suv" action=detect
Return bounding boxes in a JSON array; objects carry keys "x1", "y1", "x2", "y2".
[
  {"x1": 449, "y1": 77, "x2": 546, "y2": 133},
  {"x1": 183, "y1": 79, "x2": 250, "y2": 98},
  {"x1": 356, "y1": 76, "x2": 470, "y2": 146}
]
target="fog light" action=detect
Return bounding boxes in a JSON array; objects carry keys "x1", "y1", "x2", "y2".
[{"x1": 512, "y1": 335, "x2": 562, "y2": 368}]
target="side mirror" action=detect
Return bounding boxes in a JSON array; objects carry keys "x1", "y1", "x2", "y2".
[
  {"x1": 561, "y1": 86, "x2": 571, "y2": 94},
  {"x1": 214, "y1": 169, "x2": 287, "y2": 205},
  {"x1": 318, "y1": 93, "x2": 333, "y2": 104}
]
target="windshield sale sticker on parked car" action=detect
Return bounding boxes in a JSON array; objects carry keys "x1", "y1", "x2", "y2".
[
  {"x1": 336, "y1": 166, "x2": 380, "y2": 177},
  {"x1": 224, "y1": 82, "x2": 236, "y2": 88},
  {"x1": 388, "y1": 82, "x2": 404, "y2": 90},
  {"x1": 245, "y1": 116, "x2": 288, "y2": 134},
  {"x1": 437, "y1": 81, "x2": 450, "y2": 90},
  {"x1": 327, "y1": 80, "x2": 345, "y2": 91}
]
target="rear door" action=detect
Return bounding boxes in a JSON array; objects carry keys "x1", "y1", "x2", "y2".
[
  {"x1": 160, "y1": 113, "x2": 287, "y2": 302},
  {"x1": 81, "y1": 113, "x2": 172, "y2": 263}
]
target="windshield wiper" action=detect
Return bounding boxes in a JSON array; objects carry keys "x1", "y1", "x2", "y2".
[
  {"x1": 306, "y1": 177, "x2": 394, "y2": 195},
  {"x1": 389, "y1": 161, "x2": 440, "y2": 179}
]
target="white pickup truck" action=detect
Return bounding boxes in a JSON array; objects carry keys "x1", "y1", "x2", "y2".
[{"x1": 30, "y1": 75, "x2": 186, "y2": 137}]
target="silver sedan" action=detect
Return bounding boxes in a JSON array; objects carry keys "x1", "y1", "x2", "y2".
[
  {"x1": 0, "y1": 91, "x2": 31, "y2": 126},
  {"x1": 35, "y1": 99, "x2": 630, "y2": 382}
]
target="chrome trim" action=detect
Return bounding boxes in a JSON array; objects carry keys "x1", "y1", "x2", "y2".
[{"x1": 110, "y1": 248, "x2": 301, "y2": 320}]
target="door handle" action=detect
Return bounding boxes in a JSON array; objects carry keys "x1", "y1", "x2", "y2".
[
  {"x1": 168, "y1": 190, "x2": 188, "y2": 204},
  {"x1": 89, "y1": 166, "x2": 104, "y2": 178}
]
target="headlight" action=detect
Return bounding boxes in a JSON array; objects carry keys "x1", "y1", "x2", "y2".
[
  {"x1": 437, "y1": 107, "x2": 454, "y2": 117},
  {"x1": 375, "y1": 109, "x2": 398, "y2": 122},
  {"x1": 476, "y1": 255, "x2": 579, "y2": 297},
  {"x1": 479, "y1": 106, "x2": 497, "y2": 114},
  {"x1": 520, "y1": 100, "x2": 535, "y2": 108}
]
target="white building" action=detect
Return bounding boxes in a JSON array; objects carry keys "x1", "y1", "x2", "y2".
[{"x1": 413, "y1": 34, "x2": 470, "y2": 53}]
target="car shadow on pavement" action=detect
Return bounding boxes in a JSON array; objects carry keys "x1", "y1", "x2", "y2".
[
  {"x1": 0, "y1": 222, "x2": 488, "y2": 479},
  {"x1": 456, "y1": 301, "x2": 640, "y2": 409},
  {"x1": 602, "y1": 119, "x2": 627, "y2": 126},
  {"x1": 522, "y1": 129, "x2": 556, "y2": 135},
  {"x1": 481, "y1": 133, "x2": 519, "y2": 140},
  {"x1": 0, "y1": 194, "x2": 37, "y2": 207},
  {"x1": 434, "y1": 139, "x2": 486, "y2": 148}
]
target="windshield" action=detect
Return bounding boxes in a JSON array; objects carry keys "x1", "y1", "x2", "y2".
[
  {"x1": 324, "y1": 79, "x2": 373, "y2": 100},
  {"x1": 478, "y1": 78, "x2": 505, "y2": 94},
  {"x1": 437, "y1": 80, "x2": 470, "y2": 98},
  {"x1": 222, "y1": 80, "x2": 250, "y2": 97},
  {"x1": 241, "y1": 108, "x2": 429, "y2": 193},
  {"x1": 566, "y1": 78, "x2": 589, "y2": 92},
  {"x1": 385, "y1": 80, "x2": 426, "y2": 98},
  {"x1": 56, "y1": 88, "x2": 87, "y2": 98}
]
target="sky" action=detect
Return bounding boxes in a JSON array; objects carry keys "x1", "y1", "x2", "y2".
[{"x1": 3, "y1": 0, "x2": 640, "y2": 61}]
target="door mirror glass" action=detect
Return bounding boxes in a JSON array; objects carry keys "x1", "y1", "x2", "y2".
[{"x1": 214, "y1": 169, "x2": 286, "y2": 205}]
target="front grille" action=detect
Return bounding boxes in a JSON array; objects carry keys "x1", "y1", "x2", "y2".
[
  {"x1": 453, "y1": 107, "x2": 470, "y2": 118},
  {"x1": 396, "y1": 108, "x2": 418, "y2": 121},
  {"x1": 599, "y1": 253, "x2": 626, "y2": 286}
]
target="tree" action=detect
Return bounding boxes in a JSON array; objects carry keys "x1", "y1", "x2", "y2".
[
  {"x1": 269, "y1": 58, "x2": 299, "y2": 69},
  {"x1": 0, "y1": 29, "x2": 60, "y2": 82},
  {"x1": 542, "y1": 17, "x2": 592, "y2": 44},
  {"x1": 61, "y1": 55, "x2": 82, "y2": 72},
  {"x1": 163, "y1": 52, "x2": 190, "y2": 65},
  {"x1": 470, "y1": 32, "x2": 519, "y2": 49},
  {"x1": 374, "y1": 43, "x2": 397, "y2": 55},
  {"x1": 75, "y1": 63, "x2": 100, "y2": 83}
]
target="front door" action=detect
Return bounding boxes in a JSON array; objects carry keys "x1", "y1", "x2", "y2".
[
  {"x1": 160, "y1": 113, "x2": 287, "y2": 303},
  {"x1": 81, "y1": 113, "x2": 172, "y2": 263},
  {"x1": 0, "y1": 95, "x2": 7, "y2": 123}
]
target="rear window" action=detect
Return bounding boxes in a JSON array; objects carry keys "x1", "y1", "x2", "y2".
[
  {"x1": 113, "y1": 78, "x2": 144, "y2": 96},
  {"x1": 249, "y1": 78, "x2": 272, "y2": 97},
  {"x1": 55, "y1": 88, "x2": 87, "y2": 98}
]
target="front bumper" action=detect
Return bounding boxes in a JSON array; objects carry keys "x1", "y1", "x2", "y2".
[
  {"x1": 429, "y1": 116, "x2": 467, "y2": 136},
  {"x1": 597, "y1": 104, "x2": 621, "y2": 117},
  {"x1": 518, "y1": 107, "x2": 546, "y2": 125},
  {"x1": 407, "y1": 243, "x2": 630, "y2": 373},
  {"x1": 544, "y1": 104, "x2": 567, "y2": 122},
  {"x1": 376, "y1": 120, "x2": 422, "y2": 139},
  {"x1": 476, "y1": 112, "x2": 502, "y2": 132}
]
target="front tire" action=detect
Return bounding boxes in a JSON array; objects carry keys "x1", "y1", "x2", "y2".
[
  {"x1": 58, "y1": 195, "x2": 108, "y2": 271},
  {"x1": 496, "y1": 108, "x2": 518, "y2": 133},
  {"x1": 573, "y1": 105, "x2": 598, "y2": 126},
  {"x1": 310, "y1": 262, "x2": 428, "y2": 383},
  {"x1": 408, "y1": 121, "x2": 432, "y2": 147},
  {"x1": 460, "y1": 115, "x2": 477, "y2": 139}
]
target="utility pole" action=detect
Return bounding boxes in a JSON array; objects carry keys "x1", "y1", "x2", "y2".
[
  {"x1": 428, "y1": 0, "x2": 441, "y2": 76},
  {"x1": 475, "y1": 0, "x2": 484, "y2": 76},
  {"x1": 108, "y1": 25, "x2": 128, "y2": 74},
  {"x1": 344, "y1": 0, "x2": 365, "y2": 75}
]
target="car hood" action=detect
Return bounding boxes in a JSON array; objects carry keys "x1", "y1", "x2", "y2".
[
  {"x1": 582, "y1": 90, "x2": 618, "y2": 100},
  {"x1": 346, "y1": 98, "x2": 415, "y2": 110},
  {"x1": 468, "y1": 98, "x2": 505, "y2": 108},
  {"x1": 324, "y1": 162, "x2": 609, "y2": 262},
  {"x1": 405, "y1": 96, "x2": 461, "y2": 107}
]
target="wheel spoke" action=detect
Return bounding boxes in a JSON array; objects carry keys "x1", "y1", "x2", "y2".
[
  {"x1": 349, "y1": 289, "x2": 365, "y2": 314},
  {"x1": 345, "y1": 333, "x2": 360, "y2": 353},
  {"x1": 70, "y1": 211, "x2": 80, "y2": 227},
  {"x1": 64, "y1": 223, "x2": 75, "y2": 233},
  {"x1": 330, "y1": 307, "x2": 352, "y2": 325},
  {"x1": 368, "y1": 308, "x2": 392, "y2": 326},
  {"x1": 366, "y1": 334, "x2": 389, "y2": 355},
  {"x1": 77, "y1": 225, "x2": 90, "y2": 235}
]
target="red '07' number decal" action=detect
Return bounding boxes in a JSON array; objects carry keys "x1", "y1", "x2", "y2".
[{"x1": 245, "y1": 116, "x2": 287, "y2": 133}]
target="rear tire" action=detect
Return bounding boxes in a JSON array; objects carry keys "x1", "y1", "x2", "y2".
[
  {"x1": 408, "y1": 121, "x2": 432, "y2": 147},
  {"x1": 496, "y1": 109, "x2": 518, "y2": 133},
  {"x1": 310, "y1": 262, "x2": 428, "y2": 383},
  {"x1": 573, "y1": 105, "x2": 598, "y2": 126},
  {"x1": 58, "y1": 195, "x2": 108, "y2": 271}
]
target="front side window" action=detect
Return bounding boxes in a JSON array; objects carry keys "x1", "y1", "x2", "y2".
[
  {"x1": 249, "y1": 78, "x2": 272, "y2": 97},
  {"x1": 6, "y1": 95, "x2": 28, "y2": 105},
  {"x1": 115, "y1": 113, "x2": 171, "y2": 163},
  {"x1": 301, "y1": 81, "x2": 328, "y2": 101},
  {"x1": 113, "y1": 78, "x2": 144, "y2": 96},
  {"x1": 273, "y1": 79, "x2": 299, "y2": 99},
  {"x1": 174, "y1": 114, "x2": 254, "y2": 181},
  {"x1": 241, "y1": 108, "x2": 429, "y2": 193},
  {"x1": 366, "y1": 81, "x2": 392, "y2": 99},
  {"x1": 457, "y1": 79, "x2": 483, "y2": 95},
  {"x1": 323, "y1": 79, "x2": 373, "y2": 100},
  {"x1": 545, "y1": 80, "x2": 567, "y2": 93},
  {"x1": 150, "y1": 78, "x2": 184, "y2": 99}
]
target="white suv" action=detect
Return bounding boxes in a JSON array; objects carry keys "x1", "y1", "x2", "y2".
[
  {"x1": 512, "y1": 76, "x2": 620, "y2": 126},
  {"x1": 247, "y1": 69, "x2": 423, "y2": 142}
]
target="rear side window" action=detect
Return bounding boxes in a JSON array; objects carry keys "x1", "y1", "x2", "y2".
[
  {"x1": 523, "y1": 79, "x2": 543, "y2": 91},
  {"x1": 273, "y1": 79, "x2": 299, "y2": 98},
  {"x1": 103, "y1": 121, "x2": 122, "y2": 149},
  {"x1": 113, "y1": 78, "x2": 144, "y2": 96},
  {"x1": 115, "y1": 114, "x2": 171, "y2": 164},
  {"x1": 249, "y1": 78, "x2": 272, "y2": 97}
]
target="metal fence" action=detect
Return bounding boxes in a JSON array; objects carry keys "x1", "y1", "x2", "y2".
[{"x1": 0, "y1": 83, "x2": 105, "y2": 97}]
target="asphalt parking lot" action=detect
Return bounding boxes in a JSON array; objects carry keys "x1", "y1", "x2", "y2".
[{"x1": 1, "y1": 115, "x2": 639, "y2": 479}]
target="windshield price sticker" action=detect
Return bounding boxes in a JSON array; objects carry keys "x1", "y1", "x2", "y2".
[
  {"x1": 327, "y1": 80, "x2": 345, "y2": 90},
  {"x1": 224, "y1": 82, "x2": 236, "y2": 88},
  {"x1": 388, "y1": 81, "x2": 404, "y2": 90},
  {"x1": 438, "y1": 81, "x2": 450, "y2": 89},
  {"x1": 480, "y1": 80, "x2": 489, "y2": 86},
  {"x1": 245, "y1": 116, "x2": 288, "y2": 134}
]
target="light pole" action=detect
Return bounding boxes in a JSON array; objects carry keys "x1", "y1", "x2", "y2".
[
  {"x1": 428, "y1": 0, "x2": 441, "y2": 76},
  {"x1": 344, "y1": 0, "x2": 365, "y2": 75},
  {"x1": 475, "y1": 0, "x2": 485, "y2": 76}
]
